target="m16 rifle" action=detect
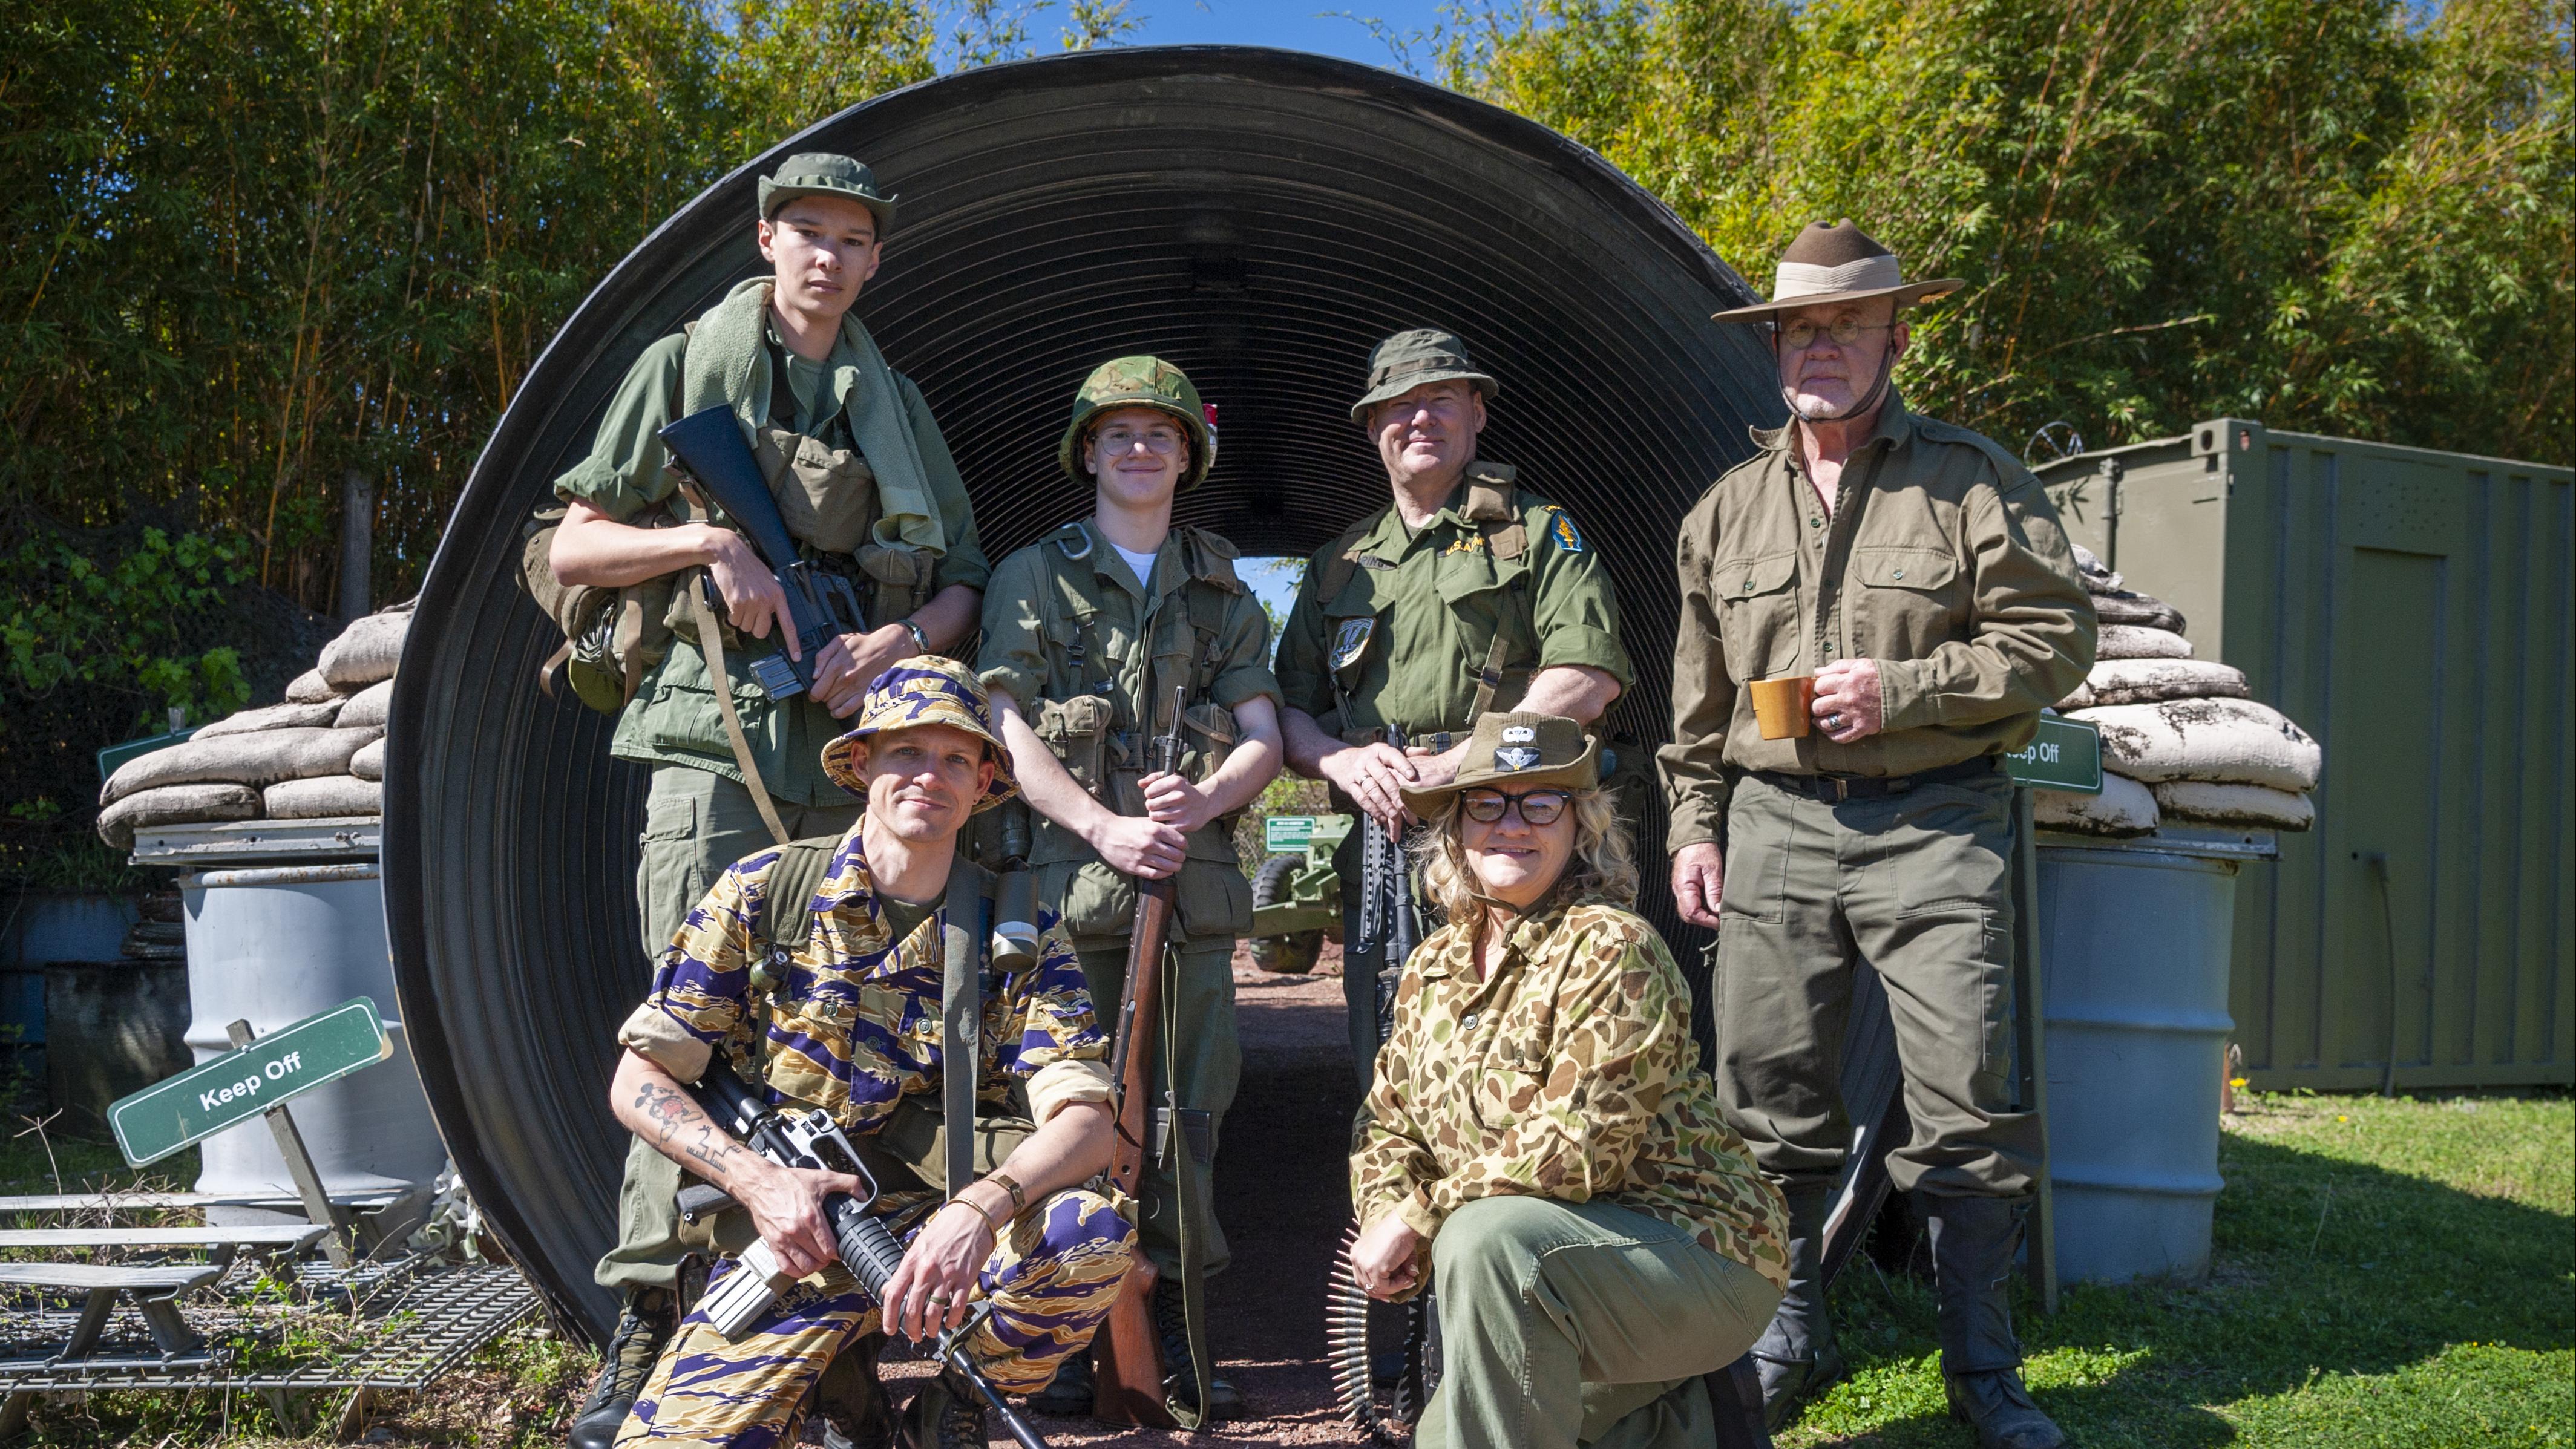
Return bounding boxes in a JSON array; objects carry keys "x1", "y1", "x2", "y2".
[
  {"x1": 657, "y1": 404, "x2": 867, "y2": 702},
  {"x1": 672, "y1": 1055, "x2": 1049, "y2": 1449},
  {"x1": 1326, "y1": 725, "x2": 1438, "y2": 1442}
]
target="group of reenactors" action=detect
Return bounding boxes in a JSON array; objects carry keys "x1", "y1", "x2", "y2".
[{"x1": 549, "y1": 152, "x2": 2099, "y2": 1449}]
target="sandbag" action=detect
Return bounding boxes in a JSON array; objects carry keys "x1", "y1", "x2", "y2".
[
  {"x1": 350, "y1": 737, "x2": 386, "y2": 782},
  {"x1": 2081, "y1": 659, "x2": 2248, "y2": 707},
  {"x1": 96, "y1": 783, "x2": 263, "y2": 849},
  {"x1": 318, "y1": 607, "x2": 411, "y2": 689},
  {"x1": 2090, "y1": 589, "x2": 2187, "y2": 633},
  {"x1": 101, "y1": 725, "x2": 382, "y2": 805},
  {"x1": 284, "y1": 669, "x2": 343, "y2": 704},
  {"x1": 192, "y1": 701, "x2": 344, "y2": 739},
  {"x1": 2071, "y1": 543, "x2": 2125, "y2": 594},
  {"x1": 265, "y1": 775, "x2": 384, "y2": 819},
  {"x1": 2154, "y1": 780, "x2": 2315, "y2": 832},
  {"x1": 2097, "y1": 623, "x2": 2192, "y2": 660},
  {"x1": 2070, "y1": 698, "x2": 2322, "y2": 791},
  {"x1": 2033, "y1": 771, "x2": 2158, "y2": 837},
  {"x1": 337, "y1": 678, "x2": 395, "y2": 730}
]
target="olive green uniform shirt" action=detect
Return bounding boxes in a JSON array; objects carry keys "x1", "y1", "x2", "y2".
[
  {"x1": 1658, "y1": 394, "x2": 2096, "y2": 850},
  {"x1": 1275, "y1": 473, "x2": 1633, "y2": 740},
  {"x1": 976, "y1": 522, "x2": 1281, "y2": 940},
  {"x1": 554, "y1": 325, "x2": 990, "y2": 807}
]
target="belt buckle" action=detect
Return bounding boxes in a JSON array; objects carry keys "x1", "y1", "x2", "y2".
[{"x1": 1818, "y1": 777, "x2": 1850, "y2": 804}]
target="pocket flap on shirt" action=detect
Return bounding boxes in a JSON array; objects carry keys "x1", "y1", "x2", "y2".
[
  {"x1": 1711, "y1": 551, "x2": 1798, "y2": 600},
  {"x1": 1852, "y1": 546, "x2": 1956, "y2": 591}
]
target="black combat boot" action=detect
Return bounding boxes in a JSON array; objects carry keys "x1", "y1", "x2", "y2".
[
  {"x1": 567, "y1": 1286, "x2": 677, "y2": 1449},
  {"x1": 816, "y1": 1332, "x2": 895, "y2": 1449},
  {"x1": 1704, "y1": 1352, "x2": 1776, "y2": 1449},
  {"x1": 898, "y1": 1367, "x2": 987, "y2": 1449},
  {"x1": 1024, "y1": 1347, "x2": 1093, "y2": 1416},
  {"x1": 1919, "y1": 1193, "x2": 2066, "y2": 1449},
  {"x1": 1747, "y1": 1188, "x2": 1844, "y2": 1430},
  {"x1": 1153, "y1": 1275, "x2": 1242, "y2": 1418}
]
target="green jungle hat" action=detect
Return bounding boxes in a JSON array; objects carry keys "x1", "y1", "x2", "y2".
[
  {"x1": 1351, "y1": 327, "x2": 1498, "y2": 422},
  {"x1": 758, "y1": 153, "x2": 898, "y2": 230},
  {"x1": 1057, "y1": 355, "x2": 1214, "y2": 489},
  {"x1": 820, "y1": 656, "x2": 1016, "y2": 811},
  {"x1": 1401, "y1": 711, "x2": 1599, "y2": 816}
]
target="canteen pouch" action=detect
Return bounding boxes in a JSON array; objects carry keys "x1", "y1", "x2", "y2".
[
  {"x1": 1182, "y1": 702, "x2": 1237, "y2": 785},
  {"x1": 520, "y1": 503, "x2": 680, "y2": 713},
  {"x1": 857, "y1": 540, "x2": 936, "y2": 623},
  {"x1": 1035, "y1": 695, "x2": 1117, "y2": 797}
]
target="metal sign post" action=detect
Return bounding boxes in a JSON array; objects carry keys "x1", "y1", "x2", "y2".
[{"x1": 1997, "y1": 714, "x2": 2089, "y2": 1315}]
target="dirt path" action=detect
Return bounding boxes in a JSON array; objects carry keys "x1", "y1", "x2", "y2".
[{"x1": 890, "y1": 952, "x2": 1372, "y2": 1447}]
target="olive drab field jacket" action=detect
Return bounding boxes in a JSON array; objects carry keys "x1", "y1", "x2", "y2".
[
  {"x1": 977, "y1": 521, "x2": 1282, "y2": 944},
  {"x1": 1658, "y1": 393, "x2": 2098, "y2": 850},
  {"x1": 1274, "y1": 463, "x2": 1632, "y2": 746}
]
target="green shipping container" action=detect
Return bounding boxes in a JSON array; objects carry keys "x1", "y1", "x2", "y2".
[{"x1": 2037, "y1": 420, "x2": 2573, "y2": 1091}]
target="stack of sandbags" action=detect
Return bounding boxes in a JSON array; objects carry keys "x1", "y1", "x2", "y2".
[
  {"x1": 96, "y1": 604, "x2": 410, "y2": 848},
  {"x1": 2034, "y1": 548, "x2": 2321, "y2": 837}
]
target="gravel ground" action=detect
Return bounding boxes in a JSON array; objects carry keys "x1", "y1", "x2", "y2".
[{"x1": 884, "y1": 947, "x2": 1374, "y2": 1447}]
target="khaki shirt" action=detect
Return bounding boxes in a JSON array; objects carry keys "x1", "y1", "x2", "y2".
[
  {"x1": 1658, "y1": 394, "x2": 2096, "y2": 849},
  {"x1": 1275, "y1": 470, "x2": 1631, "y2": 741},
  {"x1": 1349, "y1": 895, "x2": 1789, "y2": 1293},
  {"x1": 555, "y1": 327, "x2": 991, "y2": 806},
  {"x1": 976, "y1": 522, "x2": 1280, "y2": 941}
]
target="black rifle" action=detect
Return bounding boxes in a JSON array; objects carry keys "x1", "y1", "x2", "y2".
[
  {"x1": 675, "y1": 1056, "x2": 1048, "y2": 1449},
  {"x1": 658, "y1": 404, "x2": 867, "y2": 702}
]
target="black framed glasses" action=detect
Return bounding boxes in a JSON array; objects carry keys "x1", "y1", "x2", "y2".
[{"x1": 1460, "y1": 788, "x2": 1568, "y2": 826}]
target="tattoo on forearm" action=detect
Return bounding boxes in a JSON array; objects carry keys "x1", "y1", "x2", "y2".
[{"x1": 631, "y1": 1078, "x2": 747, "y2": 1179}]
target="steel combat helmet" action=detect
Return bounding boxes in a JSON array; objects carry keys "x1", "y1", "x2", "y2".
[{"x1": 1057, "y1": 355, "x2": 1214, "y2": 489}]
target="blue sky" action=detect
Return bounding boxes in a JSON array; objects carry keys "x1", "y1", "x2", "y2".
[{"x1": 1116, "y1": 1, "x2": 1454, "y2": 70}]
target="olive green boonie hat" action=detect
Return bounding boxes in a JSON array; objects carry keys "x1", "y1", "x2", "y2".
[
  {"x1": 820, "y1": 655, "x2": 1016, "y2": 812},
  {"x1": 1351, "y1": 327, "x2": 1498, "y2": 423},
  {"x1": 1400, "y1": 711, "x2": 1599, "y2": 816},
  {"x1": 1057, "y1": 355, "x2": 1215, "y2": 489},
  {"x1": 758, "y1": 152, "x2": 897, "y2": 229}
]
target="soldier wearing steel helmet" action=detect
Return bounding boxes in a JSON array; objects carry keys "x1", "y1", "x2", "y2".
[
  {"x1": 1276, "y1": 328, "x2": 1634, "y2": 1087},
  {"x1": 1667, "y1": 220, "x2": 2096, "y2": 1448},
  {"x1": 975, "y1": 356, "x2": 1285, "y2": 1419}
]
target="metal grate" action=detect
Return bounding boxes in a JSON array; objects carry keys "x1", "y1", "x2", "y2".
[{"x1": 0, "y1": 1259, "x2": 537, "y2": 1393}]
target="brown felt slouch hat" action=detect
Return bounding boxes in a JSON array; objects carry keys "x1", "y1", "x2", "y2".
[
  {"x1": 1712, "y1": 219, "x2": 1963, "y2": 322},
  {"x1": 1401, "y1": 712, "x2": 1599, "y2": 816}
]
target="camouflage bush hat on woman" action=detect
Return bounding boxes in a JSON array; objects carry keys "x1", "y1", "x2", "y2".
[
  {"x1": 756, "y1": 152, "x2": 898, "y2": 229},
  {"x1": 1056, "y1": 355, "x2": 1216, "y2": 488},
  {"x1": 1710, "y1": 218, "x2": 1962, "y2": 322},
  {"x1": 1400, "y1": 711, "x2": 1599, "y2": 816},
  {"x1": 1350, "y1": 327, "x2": 1498, "y2": 422},
  {"x1": 820, "y1": 655, "x2": 1017, "y2": 810}
]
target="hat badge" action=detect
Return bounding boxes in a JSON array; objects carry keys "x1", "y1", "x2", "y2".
[
  {"x1": 1495, "y1": 746, "x2": 1540, "y2": 771},
  {"x1": 1500, "y1": 725, "x2": 1536, "y2": 743}
]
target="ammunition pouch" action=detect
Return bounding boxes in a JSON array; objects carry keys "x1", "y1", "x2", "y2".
[
  {"x1": 856, "y1": 540, "x2": 936, "y2": 623},
  {"x1": 1034, "y1": 695, "x2": 1117, "y2": 797},
  {"x1": 520, "y1": 505, "x2": 681, "y2": 715},
  {"x1": 753, "y1": 422, "x2": 877, "y2": 557}
]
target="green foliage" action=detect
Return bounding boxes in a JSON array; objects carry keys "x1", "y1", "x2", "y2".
[
  {"x1": 1449, "y1": 0, "x2": 2574, "y2": 466},
  {"x1": 4, "y1": 528, "x2": 253, "y2": 727}
]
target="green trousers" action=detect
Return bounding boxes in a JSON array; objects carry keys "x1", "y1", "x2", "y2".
[
  {"x1": 597, "y1": 765, "x2": 861, "y2": 1297},
  {"x1": 1073, "y1": 938, "x2": 1239, "y2": 1280},
  {"x1": 1417, "y1": 1197, "x2": 1781, "y2": 1449},
  {"x1": 1713, "y1": 770, "x2": 2040, "y2": 1199}
]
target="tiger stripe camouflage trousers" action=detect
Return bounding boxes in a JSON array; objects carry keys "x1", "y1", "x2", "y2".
[{"x1": 617, "y1": 1189, "x2": 1135, "y2": 1448}]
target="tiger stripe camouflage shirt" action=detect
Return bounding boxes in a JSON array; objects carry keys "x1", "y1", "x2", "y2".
[{"x1": 1351, "y1": 894, "x2": 1790, "y2": 1291}]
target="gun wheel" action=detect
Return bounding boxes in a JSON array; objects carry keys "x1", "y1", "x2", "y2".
[{"x1": 1250, "y1": 854, "x2": 1324, "y2": 974}]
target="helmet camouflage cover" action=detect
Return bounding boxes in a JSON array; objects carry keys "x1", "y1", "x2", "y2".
[{"x1": 1057, "y1": 355, "x2": 1214, "y2": 489}]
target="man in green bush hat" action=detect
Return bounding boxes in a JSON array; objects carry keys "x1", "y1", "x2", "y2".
[
  {"x1": 977, "y1": 355, "x2": 1285, "y2": 1421},
  {"x1": 1667, "y1": 218, "x2": 2096, "y2": 1448},
  {"x1": 1275, "y1": 327, "x2": 1634, "y2": 1085},
  {"x1": 546, "y1": 151, "x2": 992, "y2": 1449}
]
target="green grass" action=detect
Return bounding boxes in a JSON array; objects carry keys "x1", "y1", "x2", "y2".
[{"x1": 1781, "y1": 1090, "x2": 2575, "y2": 1448}]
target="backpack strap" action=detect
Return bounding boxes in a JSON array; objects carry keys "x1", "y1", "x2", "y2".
[
  {"x1": 753, "y1": 835, "x2": 845, "y2": 955},
  {"x1": 1314, "y1": 512, "x2": 1385, "y2": 607},
  {"x1": 1461, "y1": 463, "x2": 1527, "y2": 724}
]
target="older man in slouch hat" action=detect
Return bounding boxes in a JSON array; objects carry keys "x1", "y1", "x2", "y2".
[
  {"x1": 1276, "y1": 328, "x2": 1633, "y2": 1088},
  {"x1": 1662, "y1": 221, "x2": 2095, "y2": 1447}
]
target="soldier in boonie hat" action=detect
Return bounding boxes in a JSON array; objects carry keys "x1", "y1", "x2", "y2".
[
  {"x1": 1347, "y1": 327, "x2": 1498, "y2": 424},
  {"x1": 821, "y1": 655, "x2": 1017, "y2": 811},
  {"x1": 756, "y1": 152, "x2": 899, "y2": 229}
]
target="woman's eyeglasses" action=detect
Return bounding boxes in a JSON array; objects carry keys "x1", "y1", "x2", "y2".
[{"x1": 1460, "y1": 788, "x2": 1568, "y2": 826}]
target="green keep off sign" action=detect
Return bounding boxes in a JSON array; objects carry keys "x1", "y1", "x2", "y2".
[
  {"x1": 109, "y1": 998, "x2": 393, "y2": 1166},
  {"x1": 1265, "y1": 815, "x2": 1317, "y2": 852},
  {"x1": 2004, "y1": 714, "x2": 2105, "y2": 794}
]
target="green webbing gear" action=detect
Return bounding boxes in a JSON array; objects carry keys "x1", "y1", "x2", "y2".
[{"x1": 940, "y1": 866, "x2": 984, "y2": 1199}]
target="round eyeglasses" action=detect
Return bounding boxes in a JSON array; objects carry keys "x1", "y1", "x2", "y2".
[{"x1": 1460, "y1": 788, "x2": 1568, "y2": 826}]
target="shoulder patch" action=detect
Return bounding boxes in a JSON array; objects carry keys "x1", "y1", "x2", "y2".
[{"x1": 1543, "y1": 506, "x2": 1587, "y2": 554}]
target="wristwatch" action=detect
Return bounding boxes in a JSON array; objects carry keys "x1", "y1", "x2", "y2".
[{"x1": 899, "y1": 617, "x2": 931, "y2": 655}]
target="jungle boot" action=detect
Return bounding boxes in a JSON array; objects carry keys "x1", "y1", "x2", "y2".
[
  {"x1": 1918, "y1": 1193, "x2": 2065, "y2": 1449},
  {"x1": 567, "y1": 1286, "x2": 676, "y2": 1449},
  {"x1": 817, "y1": 1332, "x2": 895, "y2": 1449},
  {"x1": 898, "y1": 1367, "x2": 986, "y2": 1449},
  {"x1": 1747, "y1": 1188, "x2": 1844, "y2": 1430},
  {"x1": 1024, "y1": 1346, "x2": 1093, "y2": 1416},
  {"x1": 1153, "y1": 1275, "x2": 1242, "y2": 1419}
]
